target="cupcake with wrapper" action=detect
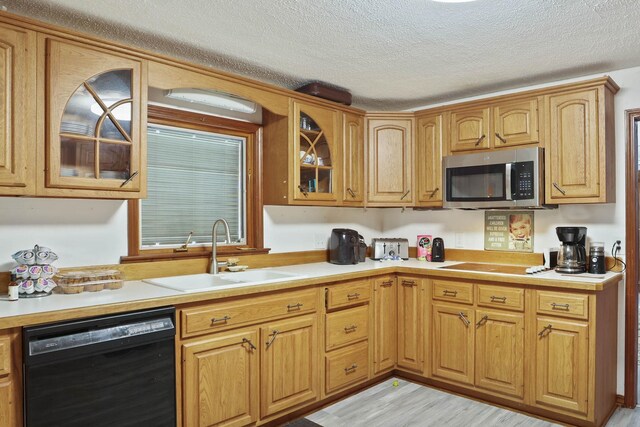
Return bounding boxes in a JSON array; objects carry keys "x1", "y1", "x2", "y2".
[{"x1": 10, "y1": 244, "x2": 58, "y2": 298}]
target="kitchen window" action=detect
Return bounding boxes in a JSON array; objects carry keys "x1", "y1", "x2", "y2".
[{"x1": 123, "y1": 106, "x2": 265, "y2": 262}]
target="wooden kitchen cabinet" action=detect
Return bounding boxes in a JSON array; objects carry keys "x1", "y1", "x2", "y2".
[
  {"x1": 492, "y1": 98, "x2": 540, "y2": 148},
  {"x1": 373, "y1": 276, "x2": 397, "y2": 374},
  {"x1": 263, "y1": 100, "x2": 340, "y2": 205},
  {"x1": 0, "y1": 330, "x2": 20, "y2": 427},
  {"x1": 342, "y1": 112, "x2": 365, "y2": 205},
  {"x1": 449, "y1": 107, "x2": 490, "y2": 152},
  {"x1": 431, "y1": 302, "x2": 475, "y2": 385},
  {"x1": 182, "y1": 328, "x2": 259, "y2": 427},
  {"x1": 397, "y1": 276, "x2": 424, "y2": 373},
  {"x1": 366, "y1": 114, "x2": 414, "y2": 205},
  {"x1": 545, "y1": 79, "x2": 618, "y2": 204},
  {"x1": 260, "y1": 314, "x2": 318, "y2": 418},
  {"x1": 41, "y1": 37, "x2": 147, "y2": 198},
  {"x1": 415, "y1": 114, "x2": 444, "y2": 207},
  {"x1": 0, "y1": 23, "x2": 36, "y2": 196}
]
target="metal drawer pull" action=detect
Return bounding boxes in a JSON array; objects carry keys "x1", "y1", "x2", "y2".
[
  {"x1": 443, "y1": 289, "x2": 458, "y2": 297},
  {"x1": 347, "y1": 187, "x2": 356, "y2": 198},
  {"x1": 490, "y1": 295, "x2": 507, "y2": 303},
  {"x1": 382, "y1": 280, "x2": 394, "y2": 287},
  {"x1": 242, "y1": 338, "x2": 257, "y2": 350},
  {"x1": 287, "y1": 303, "x2": 303, "y2": 311},
  {"x1": 474, "y1": 135, "x2": 486, "y2": 146},
  {"x1": 538, "y1": 324, "x2": 553, "y2": 337},
  {"x1": 298, "y1": 185, "x2": 308, "y2": 197},
  {"x1": 211, "y1": 315, "x2": 231, "y2": 324},
  {"x1": 429, "y1": 187, "x2": 439, "y2": 198},
  {"x1": 400, "y1": 190, "x2": 410, "y2": 200},
  {"x1": 344, "y1": 325, "x2": 358, "y2": 333},
  {"x1": 552, "y1": 182, "x2": 566, "y2": 195},
  {"x1": 476, "y1": 315, "x2": 488, "y2": 328},
  {"x1": 347, "y1": 293, "x2": 360, "y2": 300},
  {"x1": 119, "y1": 170, "x2": 139, "y2": 187},
  {"x1": 266, "y1": 330, "x2": 280, "y2": 348},
  {"x1": 344, "y1": 363, "x2": 358, "y2": 373},
  {"x1": 495, "y1": 133, "x2": 507, "y2": 144},
  {"x1": 402, "y1": 280, "x2": 417, "y2": 286},
  {"x1": 550, "y1": 302, "x2": 570, "y2": 310},
  {"x1": 458, "y1": 312, "x2": 470, "y2": 327}
]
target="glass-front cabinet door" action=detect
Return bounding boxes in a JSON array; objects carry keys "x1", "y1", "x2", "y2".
[
  {"x1": 45, "y1": 39, "x2": 146, "y2": 197},
  {"x1": 293, "y1": 101, "x2": 339, "y2": 202}
]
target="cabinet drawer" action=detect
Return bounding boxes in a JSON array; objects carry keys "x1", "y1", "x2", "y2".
[
  {"x1": 326, "y1": 280, "x2": 371, "y2": 310},
  {"x1": 477, "y1": 285, "x2": 524, "y2": 311},
  {"x1": 432, "y1": 280, "x2": 473, "y2": 304},
  {"x1": 181, "y1": 289, "x2": 317, "y2": 338},
  {"x1": 325, "y1": 305, "x2": 369, "y2": 351},
  {"x1": 0, "y1": 336, "x2": 10, "y2": 377},
  {"x1": 536, "y1": 291, "x2": 589, "y2": 320},
  {"x1": 325, "y1": 342, "x2": 369, "y2": 394}
]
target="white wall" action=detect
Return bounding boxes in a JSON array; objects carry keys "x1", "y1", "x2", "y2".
[{"x1": 1, "y1": 66, "x2": 638, "y2": 394}]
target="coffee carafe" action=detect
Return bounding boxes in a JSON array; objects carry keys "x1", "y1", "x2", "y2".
[{"x1": 555, "y1": 226, "x2": 587, "y2": 274}]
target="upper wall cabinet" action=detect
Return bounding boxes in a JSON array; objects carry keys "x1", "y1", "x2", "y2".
[
  {"x1": 0, "y1": 24, "x2": 36, "y2": 196},
  {"x1": 366, "y1": 114, "x2": 414, "y2": 206},
  {"x1": 342, "y1": 112, "x2": 365, "y2": 206},
  {"x1": 449, "y1": 107, "x2": 490, "y2": 153},
  {"x1": 263, "y1": 100, "x2": 341, "y2": 205},
  {"x1": 40, "y1": 38, "x2": 147, "y2": 198},
  {"x1": 544, "y1": 80, "x2": 618, "y2": 204},
  {"x1": 415, "y1": 113, "x2": 444, "y2": 207}
]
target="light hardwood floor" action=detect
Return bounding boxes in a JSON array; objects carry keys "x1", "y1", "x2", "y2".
[{"x1": 304, "y1": 378, "x2": 640, "y2": 426}]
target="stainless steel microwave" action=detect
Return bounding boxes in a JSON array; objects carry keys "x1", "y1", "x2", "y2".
[{"x1": 443, "y1": 147, "x2": 546, "y2": 209}]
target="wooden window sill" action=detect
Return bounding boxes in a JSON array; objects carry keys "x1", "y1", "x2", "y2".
[{"x1": 120, "y1": 247, "x2": 271, "y2": 264}]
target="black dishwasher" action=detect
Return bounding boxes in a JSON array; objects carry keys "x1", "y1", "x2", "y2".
[{"x1": 23, "y1": 307, "x2": 176, "y2": 427}]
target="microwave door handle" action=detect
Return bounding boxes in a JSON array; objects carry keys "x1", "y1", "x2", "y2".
[{"x1": 505, "y1": 163, "x2": 513, "y2": 201}]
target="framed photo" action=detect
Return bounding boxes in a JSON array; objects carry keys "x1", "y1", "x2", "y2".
[{"x1": 484, "y1": 211, "x2": 534, "y2": 252}]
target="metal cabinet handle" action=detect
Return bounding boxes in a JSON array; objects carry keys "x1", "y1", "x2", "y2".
[
  {"x1": 474, "y1": 135, "x2": 486, "y2": 146},
  {"x1": 242, "y1": 338, "x2": 257, "y2": 350},
  {"x1": 344, "y1": 325, "x2": 358, "y2": 333},
  {"x1": 344, "y1": 363, "x2": 358, "y2": 373},
  {"x1": 402, "y1": 280, "x2": 417, "y2": 286},
  {"x1": 266, "y1": 330, "x2": 280, "y2": 348},
  {"x1": 347, "y1": 187, "x2": 356, "y2": 198},
  {"x1": 458, "y1": 312, "x2": 470, "y2": 327},
  {"x1": 429, "y1": 188, "x2": 439, "y2": 199},
  {"x1": 211, "y1": 315, "x2": 231, "y2": 324},
  {"x1": 490, "y1": 295, "x2": 507, "y2": 303},
  {"x1": 400, "y1": 190, "x2": 410, "y2": 200},
  {"x1": 287, "y1": 303, "x2": 303, "y2": 311},
  {"x1": 120, "y1": 170, "x2": 139, "y2": 187},
  {"x1": 476, "y1": 315, "x2": 489, "y2": 328},
  {"x1": 443, "y1": 289, "x2": 458, "y2": 297},
  {"x1": 495, "y1": 133, "x2": 507, "y2": 144},
  {"x1": 298, "y1": 185, "x2": 308, "y2": 197},
  {"x1": 538, "y1": 324, "x2": 553, "y2": 337},
  {"x1": 552, "y1": 182, "x2": 566, "y2": 195},
  {"x1": 381, "y1": 280, "x2": 394, "y2": 287},
  {"x1": 347, "y1": 292, "x2": 360, "y2": 300},
  {"x1": 550, "y1": 302, "x2": 570, "y2": 310}
]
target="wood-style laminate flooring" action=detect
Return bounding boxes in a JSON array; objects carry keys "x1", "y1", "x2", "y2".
[{"x1": 303, "y1": 378, "x2": 640, "y2": 426}]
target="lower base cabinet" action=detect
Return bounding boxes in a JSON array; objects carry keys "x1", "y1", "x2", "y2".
[{"x1": 431, "y1": 303, "x2": 475, "y2": 385}]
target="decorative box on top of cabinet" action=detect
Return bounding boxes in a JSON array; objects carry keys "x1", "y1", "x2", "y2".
[
  {"x1": 38, "y1": 36, "x2": 147, "y2": 198},
  {"x1": 263, "y1": 99, "x2": 342, "y2": 205}
]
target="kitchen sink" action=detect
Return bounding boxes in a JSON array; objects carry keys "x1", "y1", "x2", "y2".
[{"x1": 143, "y1": 270, "x2": 307, "y2": 293}]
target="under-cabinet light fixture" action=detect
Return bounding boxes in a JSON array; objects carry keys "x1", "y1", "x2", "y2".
[{"x1": 164, "y1": 88, "x2": 257, "y2": 114}]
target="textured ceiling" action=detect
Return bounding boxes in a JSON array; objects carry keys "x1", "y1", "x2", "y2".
[{"x1": 5, "y1": 0, "x2": 640, "y2": 110}]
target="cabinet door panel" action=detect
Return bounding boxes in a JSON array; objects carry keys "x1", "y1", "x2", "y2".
[
  {"x1": 373, "y1": 277, "x2": 397, "y2": 373},
  {"x1": 535, "y1": 317, "x2": 589, "y2": 415},
  {"x1": 416, "y1": 114, "x2": 443, "y2": 205},
  {"x1": 261, "y1": 315, "x2": 318, "y2": 417},
  {"x1": 475, "y1": 310, "x2": 524, "y2": 399},
  {"x1": 0, "y1": 24, "x2": 35, "y2": 195},
  {"x1": 342, "y1": 112, "x2": 364, "y2": 204},
  {"x1": 397, "y1": 277, "x2": 423, "y2": 373},
  {"x1": 182, "y1": 329, "x2": 259, "y2": 427},
  {"x1": 546, "y1": 89, "x2": 599, "y2": 201},
  {"x1": 432, "y1": 303, "x2": 474, "y2": 385},
  {"x1": 450, "y1": 108, "x2": 490, "y2": 152},
  {"x1": 493, "y1": 98, "x2": 539, "y2": 148}
]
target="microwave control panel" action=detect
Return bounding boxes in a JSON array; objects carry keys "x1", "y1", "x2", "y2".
[{"x1": 512, "y1": 161, "x2": 535, "y2": 200}]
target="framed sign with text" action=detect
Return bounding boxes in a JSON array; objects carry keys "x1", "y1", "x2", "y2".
[{"x1": 484, "y1": 210, "x2": 534, "y2": 252}]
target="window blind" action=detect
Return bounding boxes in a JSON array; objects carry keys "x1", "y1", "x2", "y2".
[{"x1": 141, "y1": 124, "x2": 246, "y2": 247}]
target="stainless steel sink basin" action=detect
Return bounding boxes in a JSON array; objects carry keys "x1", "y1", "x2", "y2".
[{"x1": 143, "y1": 270, "x2": 307, "y2": 293}]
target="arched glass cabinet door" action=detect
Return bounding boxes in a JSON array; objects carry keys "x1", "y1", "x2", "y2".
[
  {"x1": 46, "y1": 40, "x2": 144, "y2": 195},
  {"x1": 294, "y1": 101, "x2": 338, "y2": 202}
]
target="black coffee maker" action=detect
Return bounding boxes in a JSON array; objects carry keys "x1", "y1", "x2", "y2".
[{"x1": 555, "y1": 227, "x2": 587, "y2": 274}]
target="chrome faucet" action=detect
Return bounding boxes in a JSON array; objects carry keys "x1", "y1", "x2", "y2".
[{"x1": 210, "y1": 219, "x2": 231, "y2": 274}]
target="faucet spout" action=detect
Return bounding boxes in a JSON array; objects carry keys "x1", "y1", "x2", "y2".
[{"x1": 210, "y1": 219, "x2": 231, "y2": 274}]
